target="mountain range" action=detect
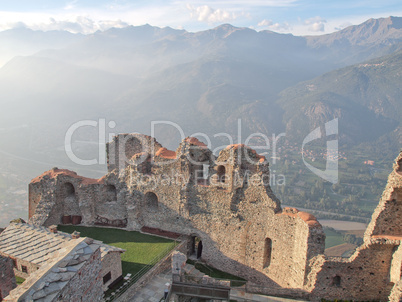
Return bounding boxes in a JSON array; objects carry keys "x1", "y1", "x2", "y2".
[{"x1": 0, "y1": 16, "x2": 401, "y2": 183}]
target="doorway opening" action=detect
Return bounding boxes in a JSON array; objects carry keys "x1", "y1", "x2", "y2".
[{"x1": 190, "y1": 236, "x2": 203, "y2": 259}]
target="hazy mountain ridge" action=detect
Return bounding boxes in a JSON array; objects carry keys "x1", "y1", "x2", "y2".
[
  {"x1": 31, "y1": 17, "x2": 402, "y2": 78},
  {"x1": 305, "y1": 16, "x2": 402, "y2": 64},
  {"x1": 0, "y1": 16, "x2": 402, "y2": 224},
  {"x1": 0, "y1": 27, "x2": 83, "y2": 67},
  {"x1": 0, "y1": 17, "x2": 401, "y2": 161},
  {"x1": 277, "y1": 49, "x2": 402, "y2": 146}
]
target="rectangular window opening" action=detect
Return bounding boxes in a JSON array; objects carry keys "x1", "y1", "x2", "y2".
[
  {"x1": 263, "y1": 238, "x2": 272, "y2": 268},
  {"x1": 103, "y1": 272, "x2": 112, "y2": 284}
]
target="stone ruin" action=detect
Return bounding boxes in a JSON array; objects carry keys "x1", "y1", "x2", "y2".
[
  {"x1": 27, "y1": 133, "x2": 402, "y2": 301},
  {"x1": 0, "y1": 255, "x2": 16, "y2": 300}
]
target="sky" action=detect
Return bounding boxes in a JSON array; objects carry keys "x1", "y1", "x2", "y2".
[{"x1": 0, "y1": 0, "x2": 402, "y2": 36}]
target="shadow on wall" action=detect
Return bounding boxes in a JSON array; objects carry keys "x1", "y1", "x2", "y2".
[{"x1": 133, "y1": 197, "x2": 299, "y2": 292}]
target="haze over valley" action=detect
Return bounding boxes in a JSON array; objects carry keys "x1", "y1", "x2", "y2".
[{"x1": 0, "y1": 16, "x2": 401, "y2": 226}]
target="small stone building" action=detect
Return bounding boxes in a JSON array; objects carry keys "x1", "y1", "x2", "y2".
[
  {"x1": 0, "y1": 255, "x2": 16, "y2": 301},
  {"x1": 0, "y1": 223, "x2": 124, "y2": 300},
  {"x1": 27, "y1": 133, "x2": 402, "y2": 301}
]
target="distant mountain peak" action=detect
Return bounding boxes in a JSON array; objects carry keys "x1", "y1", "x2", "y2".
[
  {"x1": 306, "y1": 15, "x2": 402, "y2": 50},
  {"x1": 387, "y1": 16, "x2": 402, "y2": 29},
  {"x1": 206, "y1": 23, "x2": 257, "y2": 39}
]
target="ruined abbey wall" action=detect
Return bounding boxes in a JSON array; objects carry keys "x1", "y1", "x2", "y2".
[
  {"x1": 28, "y1": 134, "x2": 402, "y2": 301},
  {"x1": 306, "y1": 152, "x2": 402, "y2": 301},
  {"x1": 28, "y1": 134, "x2": 324, "y2": 290},
  {"x1": 307, "y1": 242, "x2": 396, "y2": 300}
]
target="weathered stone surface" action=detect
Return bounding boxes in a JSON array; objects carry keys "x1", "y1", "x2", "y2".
[
  {"x1": 29, "y1": 134, "x2": 324, "y2": 292},
  {"x1": 172, "y1": 251, "x2": 187, "y2": 275},
  {"x1": 1, "y1": 223, "x2": 124, "y2": 301},
  {"x1": 27, "y1": 133, "x2": 402, "y2": 301},
  {"x1": 0, "y1": 255, "x2": 17, "y2": 299}
]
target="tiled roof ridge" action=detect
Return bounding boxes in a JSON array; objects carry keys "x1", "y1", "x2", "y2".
[{"x1": 0, "y1": 223, "x2": 124, "y2": 263}]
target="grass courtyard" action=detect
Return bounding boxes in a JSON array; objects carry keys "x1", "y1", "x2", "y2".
[{"x1": 58, "y1": 225, "x2": 177, "y2": 276}]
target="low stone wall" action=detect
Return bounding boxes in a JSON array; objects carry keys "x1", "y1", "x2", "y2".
[
  {"x1": 115, "y1": 240, "x2": 187, "y2": 302},
  {"x1": 245, "y1": 282, "x2": 310, "y2": 300}
]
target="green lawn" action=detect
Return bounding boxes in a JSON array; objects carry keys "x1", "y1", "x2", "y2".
[{"x1": 58, "y1": 225, "x2": 176, "y2": 276}]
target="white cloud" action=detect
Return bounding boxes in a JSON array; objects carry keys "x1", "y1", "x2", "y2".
[
  {"x1": 6, "y1": 21, "x2": 27, "y2": 29},
  {"x1": 44, "y1": 17, "x2": 129, "y2": 33},
  {"x1": 64, "y1": 0, "x2": 78, "y2": 11},
  {"x1": 177, "y1": 0, "x2": 297, "y2": 8},
  {"x1": 257, "y1": 19, "x2": 290, "y2": 32},
  {"x1": 309, "y1": 22, "x2": 324, "y2": 32},
  {"x1": 269, "y1": 22, "x2": 291, "y2": 31},
  {"x1": 257, "y1": 19, "x2": 273, "y2": 27},
  {"x1": 304, "y1": 16, "x2": 327, "y2": 32},
  {"x1": 0, "y1": 15, "x2": 129, "y2": 34},
  {"x1": 186, "y1": 4, "x2": 237, "y2": 23},
  {"x1": 335, "y1": 21, "x2": 353, "y2": 31},
  {"x1": 0, "y1": 3, "x2": 186, "y2": 34}
]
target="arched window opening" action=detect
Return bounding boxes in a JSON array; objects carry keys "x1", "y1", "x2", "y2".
[
  {"x1": 333, "y1": 275, "x2": 341, "y2": 287},
  {"x1": 217, "y1": 165, "x2": 226, "y2": 183},
  {"x1": 64, "y1": 183, "x2": 75, "y2": 198},
  {"x1": 397, "y1": 158, "x2": 402, "y2": 175},
  {"x1": 144, "y1": 192, "x2": 158, "y2": 210},
  {"x1": 104, "y1": 185, "x2": 117, "y2": 202},
  {"x1": 143, "y1": 161, "x2": 152, "y2": 174},
  {"x1": 59, "y1": 182, "x2": 81, "y2": 222},
  {"x1": 263, "y1": 238, "x2": 272, "y2": 268}
]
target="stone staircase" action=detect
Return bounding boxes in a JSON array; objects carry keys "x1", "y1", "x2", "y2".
[{"x1": 183, "y1": 263, "x2": 207, "y2": 279}]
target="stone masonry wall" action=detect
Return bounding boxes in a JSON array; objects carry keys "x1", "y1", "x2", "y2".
[
  {"x1": 306, "y1": 152, "x2": 402, "y2": 301},
  {"x1": 389, "y1": 279, "x2": 402, "y2": 302},
  {"x1": 56, "y1": 247, "x2": 103, "y2": 302},
  {"x1": 0, "y1": 255, "x2": 17, "y2": 300},
  {"x1": 101, "y1": 251, "x2": 123, "y2": 291},
  {"x1": 28, "y1": 134, "x2": 402, "y2": 301},
  {"x1": 365, "y1": 153, "x2": 402, "y2": 240},
  {"x1": 29, "y1": 135, "x2": 325, "y2": 291},
  {"x1": 0, "y1": 249, "x2": 39, "y2": 280},
  {"x1": 308, "y1": 242, "x2": 396, "y2": 301}
]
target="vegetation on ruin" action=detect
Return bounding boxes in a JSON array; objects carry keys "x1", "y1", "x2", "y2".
[{"x1": 15, "y1": 276, "x2": 25, "y2": 285}]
